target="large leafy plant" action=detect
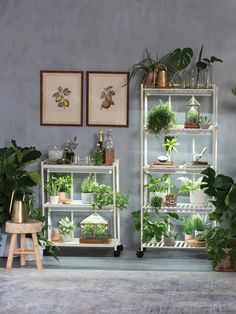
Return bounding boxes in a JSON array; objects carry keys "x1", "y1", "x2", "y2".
[
  {"x1": 0, "y1": 140, "x2": 41, "y2": 224},
  {"x1": 201, "y1": 167, "x2": 236, "y2": 270}
]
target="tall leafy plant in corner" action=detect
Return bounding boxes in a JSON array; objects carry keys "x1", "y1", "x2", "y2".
[{"x1": 0, "y1": 140, "x2": 41, "y2": 224}]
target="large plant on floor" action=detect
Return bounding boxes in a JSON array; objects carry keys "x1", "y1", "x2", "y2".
[
  {"x1": 0, "y1": 140, "x2": 41, "y2": 224},
  {"x1": 201, "y1": 167, "x2": 236, "y2": 271}
]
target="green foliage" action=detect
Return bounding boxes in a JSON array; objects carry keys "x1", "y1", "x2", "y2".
[
  {"x1": 177, "y1": 177, "x2": 202, "y2": 193},
  {"x1": 199, "y1": 115, "x2": 210, "y2": 125},
  {"x1": 232, "y1": 87, "x2": 236, "y2": 96},
  {"x1": 145, "y1": 173, "x2": 173, "y2": 193},
  {"x1": 81, "y1": 174, "x2": 99, "y2": 193},
  {"x1": 52, "y1": 175, "x2": 72, "y2": 194},
  {"x1": 163, "y1": 136, "x2": 179, "y2": 157},
  {"x1": 146, "y1": 102, "x2": 177, "y2": 136},
  {"x1": 170, "y1": 48, "x2": 193, "y2": 72},
  {"x1": 181, "y1": 216, "x2": 195, "y2": 235},
  {"x1": 187, "y1": 110, "x2": 199, "y2": 123},
  {"x1": 30, "y1": 207, "x2": 59, "y2": 260},
  {"x1": 0, "y1": 140, "x2": 41, "y2": 224},
  {"x1": 200, "y1": 167, "x2": 236, "y2": 270},
  {"x1": 150, "y1": 195, "x2": 162, "y2": 209},
  {"x1": 45, "y1": 176, "x2": 61, "y2": 196},
  {"x1": 82, "y1": 223, "x2": 108, "y2": 239},
  {"x1": 92, "y1": 184, "x2": 130, "y2": 211},
  {"x1": 192, "y1": 214, "x2": 206, "y2": 231},
  {"x1": 58, "y1": 217, "x2": 75, "y2": 235},
  {"x1": 131, "y1": 210, "x2": 179, "y2": 243}
]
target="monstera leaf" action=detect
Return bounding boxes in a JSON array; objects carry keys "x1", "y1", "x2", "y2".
[{"x1": 170, "y1": 47, "x2": 193, "y2": 71}]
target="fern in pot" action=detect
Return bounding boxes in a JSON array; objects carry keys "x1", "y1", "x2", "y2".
[{"x1": 181, "y1": 216, "x2": 194, "y2": 241}]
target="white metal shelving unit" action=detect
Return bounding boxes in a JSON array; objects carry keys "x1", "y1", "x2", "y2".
[
  {"x1": 138, "y1": 84, "x2": 218, "y2": 257},
  {"x1": 41, "y1": 159, "x2": 123, "y2": 256}
]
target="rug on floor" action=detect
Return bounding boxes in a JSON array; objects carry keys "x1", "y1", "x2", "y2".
[{"x1": 0, "y1": 269, "x2": 236, "y2": 314}]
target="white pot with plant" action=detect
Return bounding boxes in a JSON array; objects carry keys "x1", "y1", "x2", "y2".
[
  {"x1": 58, "y1": 217, "x2": 75, "y2": 242},
  {"x1": 177, "y1": 176, "x2": 208, "y2": 206},
  {"x1": 81, "y1": 174, "x2": 99, "y2": 204},
  {"x1": 45, "y1": 176, "x2": 61, "y2": 204},
  {"x1": 163, "y1": 230, "x2": 177, "y2": 247},
  {"x1": 145, "y1": 173, "x2": 174, "y2": 204}
]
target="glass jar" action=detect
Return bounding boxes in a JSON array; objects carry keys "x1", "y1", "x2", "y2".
[{"x1": 48, "y1": 145, "x2": 64, "y2": 162}]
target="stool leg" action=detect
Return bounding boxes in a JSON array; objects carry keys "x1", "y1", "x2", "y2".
[
  {"x1": 6, "y1": 233, "x2": 17, "y2": 271},
  {"x1": 20, "y1": 233, "x2": 26, "y2": 266},
  {"x1": 32, "y1": 233, "x2": 43, "y2": 270}
]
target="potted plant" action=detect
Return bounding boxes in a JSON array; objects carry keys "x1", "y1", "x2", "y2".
[
  {"x1": 129, "y1": 47, "x2": 193, "y2": 87},
  {"x1": 181, "y1": 216, "x2": 194, "y2": 241},
  {"x1": 165, "y1": 187, "x2": 178, "y2": 207},
  {"x1": 131, "y1": 210, "x2": 178, "y2": 244},
  {"x1": 195, "y1": 44, "x2": 223, "y2": 88},
  {"x1": 146, "y1": 102, "x2": 177, "y2": 137},
  {"x1": 163, "y1": 229, "x2": 177, "y2": 247},
  {"x1": 92, "y1": 184, "x2": 130, "y2": 211},
  {"x1": 200, "y1": 167, "x2": 236, "y2": 271},
  {"x1": 0, "y1": 140, "x2": 41, "y2": 225},
  {"x1": 45, "y1": 176, "x2": 61, "y2": 204},
  {"x1": 81, "y1": 174, "x2": 99, "y2": 204},
  {"x1": 150, "y1": 195, "x2": 163, "y2": 210},
  {"x1": 192, "y1": 214, "x2": 207, "y2": 241},
  {"x1": 163, "y1": 136, "x2": 179, "y2": 161},
  {"x1": 145, "y1": 173, "x2": 173, "y2": 203},
  {"x1": 58, "y1": 217, "x2": 75, "y2": 242},
  {"x1": 53, "y1": 175, "x2": 72, "y2": 203},
  {"x1": 199, "y1": 115, "x2": 211, "y2": 129},
  {"x1": 63, "y1": 137, "x2": 78, "y2": 164},
  {"x1": 177, "y1": 176, "x2": 208, "y2": 206}
]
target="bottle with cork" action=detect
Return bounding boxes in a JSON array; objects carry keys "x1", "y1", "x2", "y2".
[
  {"x1": 94, "y1": 129, "x2": 105, "y2": 165},
  {"x1": 105, "y1": 129, "x2": 115, "y2": 166}
]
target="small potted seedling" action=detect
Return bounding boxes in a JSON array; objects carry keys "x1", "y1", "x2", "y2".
[
  {"x1": 58, "y1": 217, "x2": 75, "y2": 242},
  {"x1": 199, "y1": 115, "x2": 211, "y2": 129},
  {"x1": 45, "y1": 176, "x2": 61, "y2": 204},
  {"x1": 81, "y1": 174, "x2": 99, "y2": 204},
  {"x1": 181, "y1": 216, "x2": 195, "y2": 241},
  {"x1": 163, "y1": 229, "x2": 177, "y2": 247},
  {"x1": 192, "y1": 214, "x2": 206, "y2": 241}
]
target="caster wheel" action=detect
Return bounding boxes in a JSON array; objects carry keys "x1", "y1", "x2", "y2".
[
  {"x1": 117, "y1": 244, "x2": 124, "y2": 252},
  {"x1": 139, "y1": 247, "x2": 147, "y2": 252},
  {"x1": 136, "y1": 250, "x2": 144, "y2": 258},
  {"x1": 114, "y1": 250, "x2": 120, "y2": 257}
]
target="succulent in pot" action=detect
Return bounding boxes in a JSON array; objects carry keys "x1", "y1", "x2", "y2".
[{"x1": 199, "y1": 115, "x2": 211, "y2": 129}]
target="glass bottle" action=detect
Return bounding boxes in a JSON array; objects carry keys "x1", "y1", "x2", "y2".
[
  {"x1": 94, "y1": 143, "x2": 103, "y2": 166},
  {"x1": 98, "y1": 129, "x2": 105, "y2": 163},
  {"x1": 105, "y1": 130, "x2": 115, "y2": 166}
]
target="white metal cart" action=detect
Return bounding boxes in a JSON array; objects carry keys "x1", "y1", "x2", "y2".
[{"x1": 41, "y1": 159, "x2": 123, "y2": 256}]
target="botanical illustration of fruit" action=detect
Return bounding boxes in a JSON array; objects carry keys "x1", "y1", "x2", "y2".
[
  {"x1": 52, "y1": 86, "x2": 72, "y2": 109},
  {"x1": 100, "y1": 86, "x2": 115, "y2": 110}
]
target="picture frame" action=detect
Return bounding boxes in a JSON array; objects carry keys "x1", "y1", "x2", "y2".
[
  {"x1": 40, "y1": 71, "x2": 83, "y2": 126},
  {"x1": 86, "y1": 71, "x2": 129, "y2": 127}
]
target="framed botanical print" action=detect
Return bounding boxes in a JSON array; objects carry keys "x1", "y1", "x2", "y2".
[
  {"x1": 40, "y1": 71, "x2": 83, "y2": 126},
  {"x1": 86, "y1": 72, "x2": 129, "y2": 127}
]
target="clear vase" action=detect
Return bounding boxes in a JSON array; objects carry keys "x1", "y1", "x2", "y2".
[{"x1": 204, "y1": 64, "x2": 212, "y2": 88}]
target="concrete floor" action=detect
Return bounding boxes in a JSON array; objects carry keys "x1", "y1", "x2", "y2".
[{"x1": 0, "y1": 247, "x2": 212, "y2": 271}]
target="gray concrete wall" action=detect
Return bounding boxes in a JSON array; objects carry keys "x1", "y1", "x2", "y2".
[{"x1": 0, "y1": 0, "x2": 236, "y2": 246}]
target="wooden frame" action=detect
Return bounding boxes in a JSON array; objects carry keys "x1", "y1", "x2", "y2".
[
  {"x1": 86, "y1": 71, "x2": 129, "y2": 127},
  {"x1": 40, "y1": 71, "x2": 83, "y2": 126}
]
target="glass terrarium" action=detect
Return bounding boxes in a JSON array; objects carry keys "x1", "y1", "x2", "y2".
[
  {"x1": 80, "y1": 212, "x2": 110, "y2": 244},
  {"x1": 184, "y1": 97, "x2": 200, "y2": 129}
]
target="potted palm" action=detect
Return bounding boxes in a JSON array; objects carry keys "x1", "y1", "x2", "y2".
[
  {"x1": 181, "y1": 216, "x2": 194, "y2": 241},
  {"x1": 145, "y1": 173, "x2": 173, "y2": 204},
  {"x1": 201, "y1": 167, "x2": 236, "y2": 271}
]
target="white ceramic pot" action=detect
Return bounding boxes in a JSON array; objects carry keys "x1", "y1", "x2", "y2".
[
  {"x1": 190, "y1": 190, "x2": 207, "y2": 206},
  {"x1": 194, "y1": 229, "x2": 205, "y2": 240},
  {"x1": 81, "y1": 192, "x2": 92, "y2": 204},
  {"x1": 49, "y1": 195, "x2": 59, "y2": 204},
  {"x1": 64, "y1": 234, "x2": 72, "y2": 242}
]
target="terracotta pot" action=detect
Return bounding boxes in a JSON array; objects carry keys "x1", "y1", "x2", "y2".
[
  {"x1": 184, "y1": 233, "x2": 194, "y2": 242},
  {"x1": 58, "y1": 192, "x2": 67, "y2": 203},
  {"x1": 216, "y1": 248, "x2": 236, "y2": 272}
]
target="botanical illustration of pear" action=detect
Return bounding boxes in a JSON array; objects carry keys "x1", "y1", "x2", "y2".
[
  {"x1": 100, "y1": 86, "x2": 115, "y2": 110},
  {"x1": 52, "y1": 86, "x2": 71, "y2": 109}
]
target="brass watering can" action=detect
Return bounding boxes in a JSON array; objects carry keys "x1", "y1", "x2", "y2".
[
  {"x1": 9, "y1": 189, "x2": 29, "y2": 223},
  {"x1": 156, "y1": 65, "x2": 169, "y2": 88}
]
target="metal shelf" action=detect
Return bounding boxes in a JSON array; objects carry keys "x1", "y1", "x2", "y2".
[
  {"x1": 143, "y1": 87, "x2": 214, "y2": 97},
  {"x1": 144, "y1": 203, "x2": 214, "y2": 214},
  {"x1": 51, "y1": 238, "x2": 119, "y2": 248},
  {"x1": 144, "y1": 164, "x2": 210, "y2": 174},
  {"x1": 143, "y1": 240, "x2": 205, "y2": 249},
  {"x1": 43, "y1": 201, "x2": 113, "y2": 212}
]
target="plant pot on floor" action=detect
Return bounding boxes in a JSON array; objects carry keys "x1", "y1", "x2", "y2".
[{"x1": 215, "y1": 248, "x2": 236, "y2": 272}]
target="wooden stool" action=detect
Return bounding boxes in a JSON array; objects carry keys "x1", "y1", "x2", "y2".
[{"x1": 5, "y1": 220, "x2": 43, "y2": 271}]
